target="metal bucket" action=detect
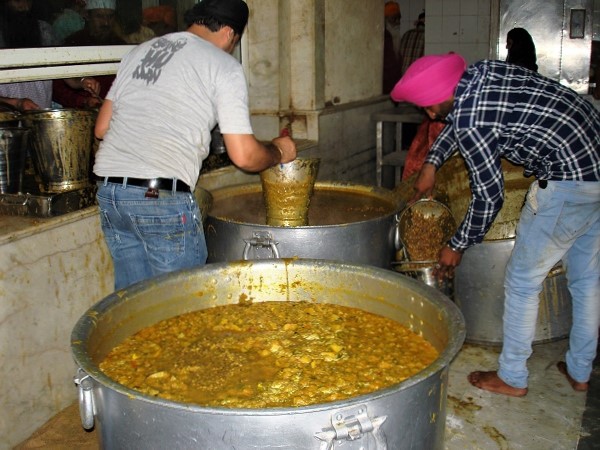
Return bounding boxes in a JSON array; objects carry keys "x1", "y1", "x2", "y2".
[
  {"x1": 71, "y1": 259, "x2": 465, "y2": 449},
  {"x1": 0, "y1": 111, "x2": 22, "y2": 127},
  {"x1": 203, "y1": 181, "x2": 403, "y2": 268},
  {"x1": 260, "y1": 158, "x2": 321, "y2": 226},
  {"x1": 393, "y1": 262, "x2": 454, "y2": 298},
  {"x1": 0, "y1": 127, "x2": 30, "y2": 194},
  {"x1": 21, "y1": 108, "x2": 97, "y2": 193},
  {"x1": 454, "y1": 238, "x2": 572, "y2": 345}
]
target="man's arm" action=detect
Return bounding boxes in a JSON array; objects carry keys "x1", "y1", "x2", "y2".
[{"x1": 223, "y1": 134, "x2": 296, "y2": 172}]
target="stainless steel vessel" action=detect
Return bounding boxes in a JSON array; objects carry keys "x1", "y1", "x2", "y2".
[
  {"x1": 454, "y1": 239, "x2": 572, "y2": 345},
  {"x1": 204, "y1": 182, "x2": 403, "y2": 268},
  {"x1": 21, "y1": 108, "x2": 97, "y2": 193},
  {"x1": 430, "y1": 154, "x2": 572, "y2": 345},
  {"x1": 72, "y1": 259, "x2": 465, "y2": 450}
]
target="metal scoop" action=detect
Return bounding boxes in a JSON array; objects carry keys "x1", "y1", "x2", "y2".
[{"x1": 396, "y1": 199, "x2": 457, "y2": 262}]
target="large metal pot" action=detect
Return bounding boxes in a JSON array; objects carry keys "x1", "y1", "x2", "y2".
[
  {"x1": 203, "y1": 181, "x2": 403, "y2": 268},
  {"x1": 72, "y1": 259, "x2": 465, "y2": 449},
  {"x1": 21, "y1": 108, "x2": 97, "y2": 193},
  {"x1": 433, "y1": 154, "x2": 572, "y2": 345},
  {"x1": 454, "y1": 238, "x2": 572, "y2": 345}
]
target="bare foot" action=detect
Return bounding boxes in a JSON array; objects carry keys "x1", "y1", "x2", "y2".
[
  {"x1": 557, "y1": 362, "x2": 589, "y2": 392},
  {"x1": 467, "y1": 371, "x2": 528, "y2": 397}
]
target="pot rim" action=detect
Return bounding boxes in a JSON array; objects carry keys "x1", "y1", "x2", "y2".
[{"x1": 207, "y1": 181, "x2": 405, "y2": 227}]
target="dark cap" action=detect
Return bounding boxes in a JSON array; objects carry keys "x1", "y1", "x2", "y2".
[{"x1": 190, "y1": 0, "x2": 249, "y2": 35}]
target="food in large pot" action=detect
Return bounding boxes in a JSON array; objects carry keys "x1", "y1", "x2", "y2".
[
  {"x1": 72, "y1": 259, "x2": 465, "y2": 449},
  {"x1": 203, "y1": 181, "x2": 403, "y2": 268},
  {"x1": 99, "y1": 300, "x2": 439, "y2": 408}
]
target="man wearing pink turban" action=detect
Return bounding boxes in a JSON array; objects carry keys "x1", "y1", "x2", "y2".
[{"x1": 391, "y1": 54, "x2": 600, "y2": 398}]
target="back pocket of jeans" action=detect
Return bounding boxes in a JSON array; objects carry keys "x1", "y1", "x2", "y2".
[{"x1": 131, "y1": 213, "x2": 185, "y2": 267}]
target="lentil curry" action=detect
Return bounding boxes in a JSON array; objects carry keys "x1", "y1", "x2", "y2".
[{"x1": 100, "y1": 301, "x2": 439, "y2": 408}]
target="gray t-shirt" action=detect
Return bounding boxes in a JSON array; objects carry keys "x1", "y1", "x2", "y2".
[{"x1": 93, "y1": 32, "x2": 254, "y2": 188}]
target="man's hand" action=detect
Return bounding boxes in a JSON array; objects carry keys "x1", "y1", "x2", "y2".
[
  {"x1": 410, "y1": 163, "x2": 436, "y2": 203},
  {"x1": 433, "y1": 245, "x2": 463, "y2": 280}
]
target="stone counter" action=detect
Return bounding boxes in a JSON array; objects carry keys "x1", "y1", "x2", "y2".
[{"x1": 0, "y1": 206, "x2": 114, "y2": 450}]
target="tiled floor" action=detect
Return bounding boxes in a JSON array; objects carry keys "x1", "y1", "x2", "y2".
[{"x1": 17, "y1": 337, "x2": 599, "y2": 449}]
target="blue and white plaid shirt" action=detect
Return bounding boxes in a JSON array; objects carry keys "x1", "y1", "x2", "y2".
[{"x1": 426, "y1": 60, "x2": 600, "y2": 252}]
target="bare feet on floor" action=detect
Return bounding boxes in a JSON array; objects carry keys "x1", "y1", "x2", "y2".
[
  {"x1": 467, "y1": 371, "x2": 528, "y2": 397},
  {"x1": 557, "y1": 361, "x2": 589, "y2": 392}
]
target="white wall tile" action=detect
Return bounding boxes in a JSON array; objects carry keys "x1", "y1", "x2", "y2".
[
  {"x1": 460, "y1": 0, "x2": 479, "y2": 15},
  {"x1": 478, "y1": 0, "x2": 491, "y2": 17},
  {"x1": 426, "y1": 16, "x2": 444, "y2": 42},
  {"x1": 427, "y1": 0, "x2": 444, "y2": 17},
  {"x1": 460, "y1": 15, "x2": 479, "y2": 43},
  {"x1": 442, "y1": 15, "x2": 461, "y2": 44},
  {"x1": 442, "y1": 0, "x2": 461, "y2": 16}
]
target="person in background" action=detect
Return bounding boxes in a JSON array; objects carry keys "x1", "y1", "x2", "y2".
[
  {"x1": 52, "y1": 0, "x2": 124, "y2": 108},
  {"x1": 93, "y1": 0, "x2": 297, "y2": 291},
  {"x1": 383, "y1": 1, "x2": 402, "y2": 94},
  {"x1": 397, "y1": 10, "x2": 432, "y2": 181},
  {"x1": 403, "y1": 27, "x2": 537, "y2": 182},
  {"x1": 0, "y1": 0, "x2": 99, "y2": 110},
  {"x1": 398, "y1": 11, "x2": 424, "y2": 76},
  {"x1": 52, "y1": 0, "x2": 86, "y2": 44},
  {"x1": 391, "y1": 53, "x2": 600, "y2": 397},
  {"x1": 505, "y1": 27, "x2": 538, "y2": 72},
  {"x1": 590, "y1": 40, "x2": 600, "y2": 100},
  {"x1": 114, "y1": 0, "x2": 155, "y2": 44},
  {"x1": 142, "y1": 4, "x2": 177, "y2": 37}
]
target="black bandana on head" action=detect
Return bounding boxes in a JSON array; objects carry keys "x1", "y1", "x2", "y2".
[{"x1": 190, "y1": 0, "x2": 249, "y2": 35}]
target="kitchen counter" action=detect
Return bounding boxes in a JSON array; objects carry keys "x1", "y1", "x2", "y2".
[{"x1": 0, "y1": 205, "x2": 114, "y2": 449}]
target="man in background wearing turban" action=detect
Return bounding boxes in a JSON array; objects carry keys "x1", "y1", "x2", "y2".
[
  {"x1": 392, "y1": 54, "x2": 600, "y2": 397},
  {"x1": 93, "y1": 0, "x2": 297, "y2": 291}
]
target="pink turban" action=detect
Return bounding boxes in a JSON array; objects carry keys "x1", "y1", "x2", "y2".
[{"x1": 390, "y1": 53, "x2": 467, "y2": 107}]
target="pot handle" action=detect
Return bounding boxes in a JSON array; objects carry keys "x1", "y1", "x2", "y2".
[
  {"x1": 314, "y1": 405, "x2": 388, "y2": 449},
  {"x1": 73, "y1": 368, "x2": 95, "y2": 430},
  {"x1": 242, "y1": 231, "x2": 280, "y2": 260}
]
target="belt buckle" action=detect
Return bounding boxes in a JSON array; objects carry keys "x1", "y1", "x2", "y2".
[{"x1": 145, "y1": 179, "x2": 160, "y2": 198}]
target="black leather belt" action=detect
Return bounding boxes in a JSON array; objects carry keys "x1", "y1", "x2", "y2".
[{"x1": 101, "y1": 177, "x2": 190, "y2": 195}]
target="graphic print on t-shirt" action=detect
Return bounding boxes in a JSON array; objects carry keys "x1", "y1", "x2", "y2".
[{"x1": 133, "y1": 37, "x2": 187, "y2": 85}]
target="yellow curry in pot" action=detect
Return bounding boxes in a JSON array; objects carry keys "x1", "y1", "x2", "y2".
[{"x1": 100, "y1": 301, "x2": 438, "y2": 408}]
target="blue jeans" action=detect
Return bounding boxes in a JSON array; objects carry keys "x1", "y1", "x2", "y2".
[
  {"x1": 498, "y1": 180, "x2": 600, "y2": 388},
  {"x1": 96, "y1": 180, "x2": 208, "y2": 291}
]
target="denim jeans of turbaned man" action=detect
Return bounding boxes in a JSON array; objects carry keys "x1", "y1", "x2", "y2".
[
  {"x1": 96, "y1": 181, "x2": 208, "y2": 291},
  {"x1": 498, "y1": 180, "x2": 600, "y2": 388}
]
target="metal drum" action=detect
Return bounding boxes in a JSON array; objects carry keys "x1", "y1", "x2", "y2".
[
  {"x1": 454, "y1": 238, "x2": 572, "y2": 345},
  {"x1": 21, "y1": 108, "x2": 97, "y2": 193},
  {"x1": 202, "y1": 181, "x2": 404, "y2": 268},
  {"x1": 72, "y1": 259, "x2": 465, "y2": 450},
  {"x1": 432, "y1": 153, "x2": 572, "y2": 345}
]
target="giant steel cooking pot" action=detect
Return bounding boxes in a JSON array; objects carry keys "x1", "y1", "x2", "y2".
[
  {"x1": 203, "y1": 182, "x2": 403, "y2": 268},
  {"x1": 72, "y1": 259, "x2": 465, "y2": 450},
  {"x1": 432, "y1": 154, "x2": 572, "y2": 345},
  {"x1": 454, "y1": 239, "x2": 572, "y2": 345}
]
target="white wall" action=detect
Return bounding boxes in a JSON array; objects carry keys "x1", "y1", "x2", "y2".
[{"x1": 425, "y1": 0, "x2": 492, "y2": 63}]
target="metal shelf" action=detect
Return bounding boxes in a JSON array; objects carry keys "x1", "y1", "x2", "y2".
[{"x1": 373, "y1": 106, "x2": 424, "y2": 187}]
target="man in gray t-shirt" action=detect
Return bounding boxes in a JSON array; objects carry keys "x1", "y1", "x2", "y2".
[{"x1": 93, "y1": 0, "x2": 297, "y2": 290}]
